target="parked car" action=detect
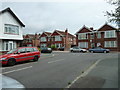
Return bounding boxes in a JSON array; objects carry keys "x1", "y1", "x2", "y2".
[
  {"x1": 0, "y1": 47, "x2": 40, "y2": 66},
  {"x1": 41, "y1": 47, "x2": 52, "y2": 53},
  {"x1": 58, "y1": 47, "x2": 64, "y2": 51},
  {"x1": 70, "y1": 46, "x2": 87, "y2": 53},
  {"x1": 89, "y1": 47, "x2": 110, "y2": 53}
]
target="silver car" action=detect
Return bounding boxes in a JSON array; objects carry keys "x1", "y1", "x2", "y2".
[{"x1": 70, "y1": 47, "x2": 87, "y2": 53}]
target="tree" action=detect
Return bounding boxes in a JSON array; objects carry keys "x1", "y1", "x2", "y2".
[{"x1": 106, "y1": 0, "x2": 120, "y2": 29}]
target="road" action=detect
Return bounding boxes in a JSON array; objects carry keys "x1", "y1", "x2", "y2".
[{"x1": 1, "y1": 52, "x2": 118, "y2": 88}]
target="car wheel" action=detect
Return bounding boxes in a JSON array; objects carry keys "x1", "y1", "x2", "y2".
[
  {"x1": 71, "y1": 50, "x2": 73, "y2": 52},
  {"x1": 104, "y1": 51, "x2": 107, "y2": 53},
  {"x1": 33, "y1": 56, "x2": 38, "y2": 62},
  {"x1": 7, "y1": 59, "x2": 16, "y2": 66},
  {"x1": 91, "y1": 51, "x2": 94, "y2": 53},
  {"x1": 80, "y1": 50, "x2": 83, "y2": 53}
]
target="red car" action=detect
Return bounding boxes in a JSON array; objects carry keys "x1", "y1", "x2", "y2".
[{"x1": 0, "y1": 47, "x2": 40, "y2": 66}]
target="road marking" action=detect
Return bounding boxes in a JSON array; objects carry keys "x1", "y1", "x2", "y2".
[
  {"x1": 1, "y1": 62, "x2": 37, "y2": 70},
  {"x1": 66, "y1": 58, "x2": 103, "y2": 88},
  {"x1": 48, "y1": 59, "x2": 65, "y2": 64},
  {"x1": 2, "y1": 66, "x2": 32, "y2": 74}
]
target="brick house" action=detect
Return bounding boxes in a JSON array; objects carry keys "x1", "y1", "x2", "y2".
[
  {"x1": 0, "y1": 7, "x2": 25, "y2": 53},
  {"x1": 40, "y1": 32, "x2": 52, "y2": 47},
  {"x1": 39, "y1": 29, "x2": 76, "y2": 50},
  {"x1": 50, "y1": 29, "x2": 76, "y2": 49},
  {"x1": 22, "y1": 34, "x2": 40, "y2": 47},
  {"x1": 76, "y1": 23, "x2": 119, "y2": 51}
]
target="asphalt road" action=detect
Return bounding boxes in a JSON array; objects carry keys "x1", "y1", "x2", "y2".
[{"x1": 1, "y1": 52, "x2": 118, "y2": 88}]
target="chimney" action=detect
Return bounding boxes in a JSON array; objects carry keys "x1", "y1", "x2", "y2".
[
  {"x1": 65, "y1": 28, "x2": 69, "y2": 50},
  {"x1": 90, "y1": 27, "x2": 93, "y2": 30},
  {"x1": 65, "y1": 28, "x2": 68, "y2": 34}
]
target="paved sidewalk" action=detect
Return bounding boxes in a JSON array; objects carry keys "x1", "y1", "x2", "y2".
[{"x1": 69, "y1": 54, "x2": 118, "y2": 88}]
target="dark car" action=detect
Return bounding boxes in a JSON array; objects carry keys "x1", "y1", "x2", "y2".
[
  {"x1": 0, "y1": 47, "x2": 40, "y2": 66},
  {"x1": 58, "y1": 47, "x2": 64, "y2": 51},
  {"x1": 41, "y1": 47, "x2": 52, "y2": 53},
  {"x1": 89, "y1": 47, "x2": 110, "y2": 53}
]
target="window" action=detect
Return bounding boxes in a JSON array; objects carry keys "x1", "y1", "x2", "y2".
[
  {"x1": 13, "y1": 41, "x2": 16, "y2": 49},
  {"x1": 4, "y1": 24, "x2": 19, "y2": 34},
  {"x1": 105, "y1": 41, "x2": 117, "y2": 47},
  {"x1": 18, "y1": 48, "x2": 26, "y2": 53},
  {"x1": 97, "y1": 32, "x2": 101, "y2": 38},
  {"x1": 5, "y1": 41, "x2": 8, "y2": 51},
  {"x1": 78, "y1": 42, "x2": 88, "y2": 48},
  {"x1": 33, "y1": 48, "x2": 38, "y2": 51},
  {"x1": 78, "y1": 33, "x2": 88, "y2": 40},
  {"x1": 55, "y1": 36, "x2": 61, "y2": 41},
  {"x1": 48, "y1": 37, "x2": 50, "y2": 41},
  {"x1": 40, "y1": 37, "x2": 46, "y2": 42},
  {"x1": 26, "y1": 48, "x2": 34, "y2": 52},
  {"x1": 90, "y1": 33, "x2": 94, "y2": 39},
  {"x1": 41, "y1": 44, "x2": 46, "y2": 47},
  {"x1": 105, "y1": 30, "x2": 116, "y2": 38}
]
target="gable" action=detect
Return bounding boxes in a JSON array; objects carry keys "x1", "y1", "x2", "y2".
[
  {"x1": 51, "y1": 31, "x2": 61, "y2": 36},
  {"x1": 98, "y1": 24, "x2": 117, "y2": 31},
  {"x1": 77, "y1": 27, "x2": 92, "y2": 33},
  {"x1": 0, "y1": 8, "x2": 25, "y2": 27},
  {"x1": 40, "y1": 33, "x2": 48, "y2": 37}
]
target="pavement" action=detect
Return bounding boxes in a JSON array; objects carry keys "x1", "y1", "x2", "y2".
[{"x1": 68, "y1": 52, "x2": 118, "y2": 88}]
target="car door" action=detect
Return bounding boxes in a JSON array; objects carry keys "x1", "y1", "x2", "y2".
[
  {"x1": 15, "y1": 48, "x2": 27, "y2": 62},
  {"x1": 26, "y1": 48, "x2": 34, "y2": 60}
]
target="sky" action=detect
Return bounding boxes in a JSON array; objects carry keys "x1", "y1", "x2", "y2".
[{"x1": 1, "y1": 0, "x2": 116, "y2": 35}]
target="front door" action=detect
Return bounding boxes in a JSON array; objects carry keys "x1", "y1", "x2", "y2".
[{"x1": 8, "y1": 41, "x2": 13, "y2": 51}]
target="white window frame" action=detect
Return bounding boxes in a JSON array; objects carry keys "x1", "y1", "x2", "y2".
[
  {"x1": 78, "y1": 33, "x2": 88, "y2": 40},
  {"x1": 104, "y1": 30, "x2": 116, "y2": 38},
  {"x1": 55, "y1": 36, "x2": 61, "y2": 41},
  {"x1": 78, "y1": 42, "x2": 88, "y2": 48},
  {"x1": 41, "y1": 44, "x2": 47, "y2": 47},
  {"x1": 4, "y1": 24, "x2": 19, "y2": 34},
  {"x1": 104, "y1": 41, "x2": 117, "y2": 47},
  {"x1": 97, "y1": 32, "x2": 101, "y2": 38},
  {"x1": 40, "y1": 37, "x2": 47, "y2": 42}
]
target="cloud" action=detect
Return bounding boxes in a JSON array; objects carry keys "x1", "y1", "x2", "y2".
[{"x1": 1, "y1": 1, "x2": 116, "y2": 34}]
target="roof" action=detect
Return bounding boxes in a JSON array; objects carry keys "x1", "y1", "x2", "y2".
[
  {"x1": 75, "y1": 25, "x2": 93, "y2": 35},
  {"x1": 0, "y1": 7, "x2": 25, "y2": 27},
  {"x1": 97, "y1": 23, "x2": 117, "y2": 31},
  {"x1": 44, "y1": 32, "x2": 52, "y2": 36},
  {"x1": 54, "y1": 30, "x2": 75, "y2": 38}
]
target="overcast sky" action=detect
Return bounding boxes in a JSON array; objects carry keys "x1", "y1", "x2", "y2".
[{"x1": 1, "y1": 0, "x2": 116, "y2": 35}]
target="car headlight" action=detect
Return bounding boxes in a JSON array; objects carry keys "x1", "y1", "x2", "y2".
[
  {"x1": 48, "y1": 48, "x2": 51, "y2": 50},
  {"x1": 1, "y1": 58, "x2": 7, "y2": 60}
]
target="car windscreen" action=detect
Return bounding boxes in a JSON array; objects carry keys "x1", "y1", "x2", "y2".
[{"x1": 7, "y1": 49, "x2": 17, "y2": 54}]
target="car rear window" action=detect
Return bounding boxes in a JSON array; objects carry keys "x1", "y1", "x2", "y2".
[{"x1": 33, "y1": 48, "x2": 38, "y2": 51}]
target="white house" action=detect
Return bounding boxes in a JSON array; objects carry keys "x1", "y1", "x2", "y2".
[{"x1": 0, "y1": 7, "x2": 25, "y2": 52}]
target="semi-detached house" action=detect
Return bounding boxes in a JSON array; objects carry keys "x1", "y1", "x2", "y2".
[
  {"x1": 76, "y1": 23, "x2": 120, "y2": 51},
  {"x1": 0, "y1": 8, "x2": 25, "y2": 53},
  {"x1": 40, "y1": 29, "x2": 76, "y2": 49}
]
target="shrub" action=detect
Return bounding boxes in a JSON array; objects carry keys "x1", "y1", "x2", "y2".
[{"x1": 51, "y1": 45, "x2": 56, "y2": 49}]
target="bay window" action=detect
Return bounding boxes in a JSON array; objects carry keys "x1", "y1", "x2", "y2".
[
  {"x1": 78, "y1": 42, "x2": 88, "y2": 48},
  {"x1": 55, "y1": 36, "x2": 61, "y2": 41},
  {"x1": 40, "y1": 37, "x2": 46, "y2": 42},
  {"x1": 105, "y1": 41, "x2": 117, "y2": 47},
  {"x1": 4, "y1": 24, "x2": 19, "y2": 34},
  {"x1": 104, "y1": 30, "x2": 116, "y2": 38},
  {"x1": 78, "y1": 33, "x2": 88, "y2": 40}
]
